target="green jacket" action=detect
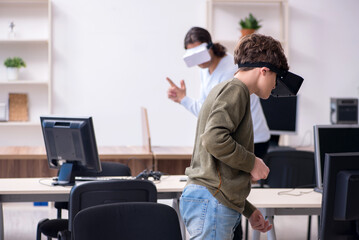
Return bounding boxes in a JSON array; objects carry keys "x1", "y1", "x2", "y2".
[{"x1": 186, "y1": 78, "x2": 257, "y2": 218}]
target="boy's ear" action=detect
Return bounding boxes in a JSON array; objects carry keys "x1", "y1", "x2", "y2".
[{"x1": 260, "y1": 67, "x2": 270, "y2": 75}]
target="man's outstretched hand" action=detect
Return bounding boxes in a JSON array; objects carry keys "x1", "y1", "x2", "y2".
[{"x1": 166, "y1": 77, "x2": 186, "y2": 103}]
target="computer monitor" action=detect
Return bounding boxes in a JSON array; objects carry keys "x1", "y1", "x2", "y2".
[
  {"x1": 313, "y1": 124, "x2": 359, "y2": 192},
  {"x1": 40, "y1": 116, "x2": 102, "y2": 185},
  {"x1": 320, "y1": 152, "x2": 359, "y2": 239},
  {"x1": 260, "y1": 95, "x2": 298, "y2": 136}
]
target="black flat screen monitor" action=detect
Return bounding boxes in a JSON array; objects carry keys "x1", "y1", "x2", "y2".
[
  {"x1": 260, "y1": 95, "x2": 298, "y2": 135},
  {"x1": 313, "y1": 124, "x2": 359, "y2": 192},
  {"x1": 40, "y1": 116, "x2": 101, "y2": 185},
  {"x1": 320, "y1": 152, "x2": 359, "y2": 239}
]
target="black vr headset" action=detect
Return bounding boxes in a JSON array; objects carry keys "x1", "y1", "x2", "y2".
[{"x1": 237, "y1": 62, "x2": 304, "y2": 97}]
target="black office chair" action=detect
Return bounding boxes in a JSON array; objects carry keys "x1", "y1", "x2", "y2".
[
  {"x1": 58, "y1": 179, "x2": 157, "y2": 240},
  {"x1": 261, "y1": 149, "x2": 315, "y2": 188},
  {"x1": 72, "y1": 202, "x2": 182, "y2": 240},
  {"x1": 36, "y1": 161, "x2": 132, "y2": 240},
  {"x1": 261, "y1": 149, "x2": 316, "y2": 240}
]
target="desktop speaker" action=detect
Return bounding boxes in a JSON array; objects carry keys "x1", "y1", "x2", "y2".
[{"x1": 330, "y1": 98, "x2": 358, "y2": 124}]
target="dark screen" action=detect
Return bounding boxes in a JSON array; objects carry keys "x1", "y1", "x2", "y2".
[
  {"x1": 314, "y1": 125, "x2": 359, "y2": 189},
  {"x1": 260, "y1": 96, "x2": 297, "y2": 133},
  {"x1": 40, "y1": 116, "x2": 101, "y2": 173},
  {"x1": 320, "y1": 153, "x2": 359, "y2": 239}
]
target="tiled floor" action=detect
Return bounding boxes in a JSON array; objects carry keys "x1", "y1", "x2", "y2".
[{"x1": 3, "y1": 202, "x2": 319, "y2": 240}]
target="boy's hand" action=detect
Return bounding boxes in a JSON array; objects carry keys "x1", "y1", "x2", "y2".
[
  {"x1": 166, "y1": 77, "x2": 186, "y2": 103},
  {"x1": 249, "y1": 209, "x2": 272, "y2": 232},
  {"x1": 250, "y1": 157, "x2": 269, "y2": 181}
]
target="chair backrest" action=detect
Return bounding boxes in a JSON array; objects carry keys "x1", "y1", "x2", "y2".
[
  {"x1": 55, "y1": 161, "x2": 131, "y2": 211},
  {"x1": 68, "y1": 179, "x2": 157, "y2": 232},
  {"x1": 263, "y1": 149, "x2": 315, "y2": 188},
  {"x1": 72, "y1": 202, "x2": 182, "y2": 240}
]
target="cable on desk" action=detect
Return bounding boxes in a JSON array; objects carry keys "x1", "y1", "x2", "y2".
[
  {"x1": 151, "y1": 174, "x2": 172, "y2": 185},
  {"x1": 158, "y1": 174, "x2": 170, "y2": 180},
  {"x1": 38, "y1": 178, "x2": 54, "y2": 187},
  {"x1": 277, "y1": 188, "x2": 313, "y2": 196},
  {"x1": 38, "y1": 178, "x2": 69, "y2": 188}
]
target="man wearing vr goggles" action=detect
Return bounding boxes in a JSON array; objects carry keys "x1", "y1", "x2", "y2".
[
  {"x1": 166, "y1": 26, "x2": 237, "y2": 116},
  {"x1": 179, "y1": 33, "x2": 303, "y2": 240}
]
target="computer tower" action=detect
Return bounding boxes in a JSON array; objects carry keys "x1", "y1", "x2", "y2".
[{"x1": 330, "y1": 98, "x2": 358, "y2": 124}]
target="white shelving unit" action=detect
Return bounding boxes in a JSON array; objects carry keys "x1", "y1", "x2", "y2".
[
  {"x1": 0, "y1": 0, "x2": 51, "y2": 126},
  {"x1": 206, "y1": 0, "x2": 289, "y2": 57}
]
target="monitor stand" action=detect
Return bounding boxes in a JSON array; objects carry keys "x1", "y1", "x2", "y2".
[{"x1": 52, "y1": 163, "x2": 76, "y2": 186}]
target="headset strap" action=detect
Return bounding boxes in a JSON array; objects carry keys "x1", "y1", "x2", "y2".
[{"x1": 237, "y1": 62, "x2": 285, "y2": 75}]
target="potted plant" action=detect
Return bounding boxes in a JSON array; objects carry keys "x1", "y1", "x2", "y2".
[
  {"x1": 239, "y1": 13, "x2": 262, "y2": 37},
  {"x1": 4, "y1": 57, "x2": 26, "y2": 81}
]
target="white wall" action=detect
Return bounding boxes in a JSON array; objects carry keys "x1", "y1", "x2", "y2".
[
  {"x1": 287, "y1": 0, "x2": 359, "y2": 146},
  {"x1": 51, "y1": 0, "x2": 207, "y2": 146},
  {"x1": 2, "y1": 0, "x2": 359, "y2": 147}
]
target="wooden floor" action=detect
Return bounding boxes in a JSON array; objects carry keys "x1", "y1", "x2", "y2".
[{"x1": 3, "y1": 202, "x2": 319, "y2": 240}]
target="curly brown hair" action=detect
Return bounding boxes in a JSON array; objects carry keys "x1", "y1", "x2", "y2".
[{"x1": 234, "y1": 34, "x2": 289, "y2": 71}]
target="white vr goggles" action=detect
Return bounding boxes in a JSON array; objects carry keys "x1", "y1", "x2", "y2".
[{"x1": 183, "y1": 42, "x2": 211, "y2": 67}]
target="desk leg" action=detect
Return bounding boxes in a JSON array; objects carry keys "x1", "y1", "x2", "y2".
[
  {"x1": 172, "y1": 198, "x2": 187, "y2": 240},
  {"x1": 251, "y1": 216, "x2": 276, "y2": 240},
  {"x1": 0, "y1": 203, "x2": 4, "y2": 240},
  {"x1": 253, "y1": 209, "x2": 277, "y2": 240},
  {"x1": 252, "y1": 230, "x2": 260, "y2": 240},
  {"x1": 267, "y1": 216, "x2": 276, "y2": 240}
]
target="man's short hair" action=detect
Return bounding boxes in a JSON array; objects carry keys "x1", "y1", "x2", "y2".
[{"x1": 234, "y1": 34, "x2": 289, "y2": 71}]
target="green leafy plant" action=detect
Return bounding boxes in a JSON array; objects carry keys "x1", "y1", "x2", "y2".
[
  {"x1": 239, "y1": 13, "x2": 262, "y2": 30},
  {"x1": 4, "y1": 57, "x2": 26, "y2": 68}
]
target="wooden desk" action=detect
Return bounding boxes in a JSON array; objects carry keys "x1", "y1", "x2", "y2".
[
  {"x1": 151, "y1": 145, "x2": 315, "y2": 175},
  {"x1": 0, "y1": 146, "x2": 153, "y2": 178},
  {"x1": 0, "y1": 176, "x2": 321, "y2": 240},
  {"x1": 152, "y1": 146, "x2": 193, "y2": 175},
  {"x1": 0, "y1": 145, "x2": 315, "y2": 177}
]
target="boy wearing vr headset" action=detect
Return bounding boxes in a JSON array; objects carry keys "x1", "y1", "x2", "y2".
[
  {"x1": 168, "y1": 27, "x2": 272, "y2": 239},
  {"x1": 179, "y1": 34, "x2": 303, "y2": 239},
  {"x1": 168, "y1": 27, "x2": 271, "y2": 239}
]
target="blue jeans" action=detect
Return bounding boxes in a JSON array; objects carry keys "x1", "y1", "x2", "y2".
[{"x1": 180, "y1": 184, "x2": 242, "y2": 240}]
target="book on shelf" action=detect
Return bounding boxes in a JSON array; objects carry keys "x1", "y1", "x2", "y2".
[{"x1": 9, "y1": 93, "x2": 28, "y2": 122}]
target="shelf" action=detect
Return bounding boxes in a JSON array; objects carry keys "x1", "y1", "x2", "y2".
[
  {"x1": 0, "y1": 80, "x2": 49, "y2": 85},
  {"x1": 0, "y1": 0, "x2": 52, "y2": 131},
  {"x1": 0, "y1": 39, "x2": 48, "y2": 44},
  {"x1": 0, "y1": 0, "x2": 48, "y2": 3},
  {"x1": 207, "y1": 0, "x2": 289, "y2": 56},
  {"x1": 211, "y1": 0, "x2": 287, "y2": 3},
  {"x1": 0, "y1": 121, "x2": 40, "y2": 127},
  {"x1": 214, "y1": 39, "x2": 287, "y2": 47}
]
